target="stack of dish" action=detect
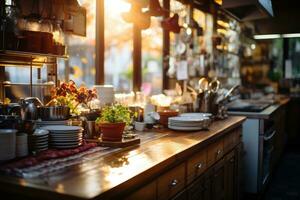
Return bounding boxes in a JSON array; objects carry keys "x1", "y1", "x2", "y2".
[
  {"x1": 29, "y1": 129, "x2": 49, "y2": 152},
  {"x1": 168, "y1": 113, "x2": 212, "y2": 131},
  {"x1": 36, "y1": 120, "x2": 68, "y2": 128},
  {"x1": 16, "y1": 133, "x2": 28, "y2": 157},
  {"x1": 0, "y1": 129, "x2": 17, "y2": 161},
  {"x1": 42, "y1": 125, "x2": 83, "y2": 149}
]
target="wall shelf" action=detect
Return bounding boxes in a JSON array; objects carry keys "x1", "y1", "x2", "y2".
[{"x1": 0, "y1": 50, "x2": 68, "y2": 67}]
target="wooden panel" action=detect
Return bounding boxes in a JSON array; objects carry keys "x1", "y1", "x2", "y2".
[
  {"x1": 224, "y1": 150, "x2": 236, "y2": 200},
  {"x1": 210, "y1": 158, "x2": 226, "y2": 200},
  {"x1": 95, "y1": 0, "x2": 104, "y2": 84},
  {"x1": 207, "y1": 139, "x2": 224, "y2": 167},
  {"x1": 157, "y1": 163, "x2": 186, "y2": 200},
  {"x1": 187, "y1": 175, "x2": 206, "y2": 200},
  {"x1": 187, "y1": 149, "x2": 207, "y2": 184},
  {"x1": 224, "y1": 128, "x2": 241, "y2": 153},
  {"x1": 125, "y1": 181, "x2": 156, "y2": 200}
]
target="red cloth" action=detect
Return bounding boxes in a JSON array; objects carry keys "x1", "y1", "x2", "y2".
[{"x1": 1, "y1": 142, "x2": 97, "y2": 170}]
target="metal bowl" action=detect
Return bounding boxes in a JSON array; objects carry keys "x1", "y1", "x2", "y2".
[{"x1": 38, "y1": 106, "x2": 70, "y2": 121}]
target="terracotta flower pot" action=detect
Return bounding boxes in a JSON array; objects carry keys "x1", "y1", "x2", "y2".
[
  {"x1": 99, "y1": 122, "x2": 126, "y2": 141},
  {"x1": 158, "y1": 110, "x2": 179, "y2": 127}
]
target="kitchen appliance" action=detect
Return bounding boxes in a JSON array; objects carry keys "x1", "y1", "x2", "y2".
[
  {"x1": 242, "y1": 118, "x2": 276, "y2": 193},
  {"x1": 19, "y1": 97, "x2": 43, "y2": 121},
  {"x1": 227, "y1": 99, "x2": 270, "y2": 112}
]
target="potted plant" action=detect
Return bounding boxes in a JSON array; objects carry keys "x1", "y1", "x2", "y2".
[
  {"x1": 96, "y1": 104, "x2": 131, "y2": 141},
  {"x1": 47, "y1": 80, "x2": 97, "y2": 115}
]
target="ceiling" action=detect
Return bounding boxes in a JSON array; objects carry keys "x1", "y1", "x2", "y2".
[
  {"x1": 253, "y1": 0, "x2": 300, "y2": 34},
  {"x1": 221, "y1": 0, "x2": 300, "y2": 34}
]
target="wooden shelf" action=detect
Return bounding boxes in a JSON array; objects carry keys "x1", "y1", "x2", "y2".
[{"x1": 0, "y1": 50, "x2": 68, "y2": 66}]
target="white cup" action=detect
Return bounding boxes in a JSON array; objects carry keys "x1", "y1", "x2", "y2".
[{"x1": 134, "y1": 121, "x2": 146, "y2": 132}]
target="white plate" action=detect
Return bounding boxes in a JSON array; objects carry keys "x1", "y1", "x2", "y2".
[
  {"x1": 168, "y1": 122, "x2": 204, "y2": 127},
  {"x1": 168, "y1": 125, "x2": 205, "y2": 131},
  {"x1": 169, "y1": 116, "x2": 209, "y2": 123},
  {"x1": 37, "y1": 120, "x2": 68, "y2": 124},
  {"x1": 180, "y1": 113, "x2": 212, "y2": 118},
  {"x1": 52, "y1": 144, "x2": 82, "y2": 149},
  {"x1": 50, "y1": 133, "x2": 82, "y2": 137},
  {"x1": 41, "y1": 125, "x2": 83, "y2": 132},
  {"x1": 50, "y1": 138, "x2": 82, "y2": 143}
]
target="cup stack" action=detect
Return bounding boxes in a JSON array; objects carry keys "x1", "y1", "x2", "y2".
[
  {"x1": 0, "y1": 129, "x2": 17, "y2": 162},
  {"x1": 16, "y1": 133, "x2": 28, "y2": 157}
]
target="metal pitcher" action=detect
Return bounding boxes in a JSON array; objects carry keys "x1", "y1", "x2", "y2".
[{"x1": 19, "y1": 97, "x2": 43, "y2": 121}]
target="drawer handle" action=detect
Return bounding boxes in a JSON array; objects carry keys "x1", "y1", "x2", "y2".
[
  {"x1": 170, "y1": 179, "x2": 178, "y2": 187},
  {"x1": 216, "y1": 149, "x2": 222, "y2": 155},
  {"x1": 195, "y1": 163, "x2": 202, "y2": 169}
]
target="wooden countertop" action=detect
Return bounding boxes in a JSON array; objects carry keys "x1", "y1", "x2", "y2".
[
  {"x1": 228, "y1": 97, "x2": 290, "y2": 119},
  {"x1": 0, "y1": 116, "x2": 246, "y2": 200}
]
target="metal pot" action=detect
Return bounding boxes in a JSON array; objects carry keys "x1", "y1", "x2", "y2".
[
  {"x1": 38, "y1": 106, "x2": 70, "y2": 121},
  {"x1": 20, "y1": 97, "x2": 43, "y2": 121}
]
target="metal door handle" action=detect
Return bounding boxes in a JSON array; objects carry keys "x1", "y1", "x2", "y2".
[
  {"x1": 195, "y1": 163, "x2": 202, "y2": 169},
  {"x1": 170, "y1": 179, "x2": 178, "y2": 187},
  {"x1": 264, "y1": 130, "x2": 276, "y2": 141}
]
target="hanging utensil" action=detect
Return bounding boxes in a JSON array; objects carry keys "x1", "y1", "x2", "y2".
[
  {"x1": 198, "y1": 77, "x2": 208, "y2": 93},
  {"x1": 208, "y1": 79, "x2": 220, "y2": 93}
]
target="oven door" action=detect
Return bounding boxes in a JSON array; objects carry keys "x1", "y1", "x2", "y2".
[{"x1": 260, "y1": 128, "x2": 276, "y2": 190}]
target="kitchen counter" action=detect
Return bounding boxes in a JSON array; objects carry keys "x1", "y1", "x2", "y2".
[
  {"x1": 228, "y1": 97, "x2": 290, "y2": 119},
  {"x1": 0, "y1": 116, "x2": 245, "y2": 200}
]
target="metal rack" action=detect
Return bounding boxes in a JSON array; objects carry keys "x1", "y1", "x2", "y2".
[{"x1": 0, "y1": 50, "x2": 68, "y2": 102}]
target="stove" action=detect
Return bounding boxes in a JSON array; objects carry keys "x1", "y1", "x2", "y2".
[{"x1": 227, "y1": 100, "x2": 271, "y2": 112}]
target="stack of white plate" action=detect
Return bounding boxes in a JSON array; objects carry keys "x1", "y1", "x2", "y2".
[
  {"x1": 168, "y1": 113, "x2": 212, "y2": 131},
  {"x1": 0, "y1": 129, "x2": 17, "y2": 161},
  {"x1": 42, "y1": 125, "x2": 83, "y2": 149},
  {"x1": 29, "y1": 129, "x2": 49, "y2": 152},
  {"x1": 36, "y1": 120, "x2": 68, "y2": 128},
  {"x1": 16, "y1": 133, "x2": 28, "y2": 157}
]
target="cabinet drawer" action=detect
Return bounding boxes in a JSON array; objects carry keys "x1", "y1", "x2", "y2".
[
  {"x1": 207, "y1": 139, "x2": 224, "y2": 167},
  {"x1": 224, "y1": 130, "x2": 240, "y2": 153},
  {"x1": 125, "y1": 181, "x2": 156, "y2": 200},
  {"x1": 157, "y1": 163, "x2": 185, "y2": 200},
  {"x1": 187, "y1": 149, "x2": 207, "y2": 184}
]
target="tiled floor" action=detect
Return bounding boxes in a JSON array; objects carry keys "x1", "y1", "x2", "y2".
[{"x1": 263, "y1": 149, "x2": 300, "y2": 200}]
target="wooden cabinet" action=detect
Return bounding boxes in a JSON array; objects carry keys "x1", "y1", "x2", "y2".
[
  {"x1": 224, "y1": 151, "x2": 236, "y2": 200},
  {"x1": 207, "y1": 140, "x2": 224, "y2": 167},
  {"x1": 124, "y1": 127, "x2": 243, "y2": 200},
  {"x1": 125, "y1": 181, "x2": 156, "y2": 200},
  {"x1": 187, "y1": 149, "x2": 207, "y2": 184},
  {"x1": 210, "y1": 158, "x2": 226, "y2": 200},
  {"x1": 186, "y1": 174, "x2": 207, "y2": 200},
  {"x1": 157, "y1": 163, "x2": 185, "y2": 200}
]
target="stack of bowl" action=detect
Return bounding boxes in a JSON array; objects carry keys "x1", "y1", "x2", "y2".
[
  {"x1": 16, "y1": 133, "x2": 28, "y2": 157},
  {"x1": 0, "y1": 129, "x2": 17, "y2": 162}
]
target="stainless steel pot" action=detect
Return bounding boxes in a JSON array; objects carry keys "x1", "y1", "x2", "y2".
[
  {"x1": 38, "y1": 106, "x2": 70, "y2": 121},
  {"x1": 20, "y1": 97, "x2": 43, "y2": 121}
]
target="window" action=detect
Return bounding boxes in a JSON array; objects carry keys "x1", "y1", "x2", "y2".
[
  {"x1": 141, "y1": 17, "x2": 163, "y2": 95},
  {"x1": 58, "y1": 0, "x2": 96, "y2": 87},
  {"x1": 104, "y1": 0, "x2": 133, "y2": 92}
]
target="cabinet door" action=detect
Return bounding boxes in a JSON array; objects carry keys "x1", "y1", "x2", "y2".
[
  {"x1": 187, "y1": 175, "x2": 206, "y2": 200},
  {"x1": 157, "y1": 163, "x2": 186, "y2": 200},
  {"x1": 225, "y1": 151, "x2": 236, "y2": 200},
  {"x1": 210, "y1": 158, "x2": 226, "y2": 200},
  {"x1": 125, "y1": 181, "x2": 156, "y2": 200}
]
